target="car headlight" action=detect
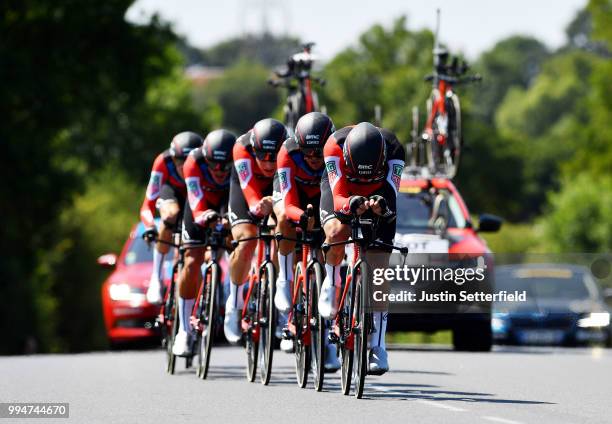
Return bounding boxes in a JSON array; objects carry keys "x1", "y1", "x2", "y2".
[
  {"x1": 491, "y1": 314, "x2": 508, "y2": 332},
  {"x1": 109, "y1": 283, "x2": 132, "y2": 301},
  {"x1": 577, "y1": 312, "x2": 610, "y2": 328}
]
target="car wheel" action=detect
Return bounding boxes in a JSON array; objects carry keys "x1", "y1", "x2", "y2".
[{"x1": 453, "y1": 317, "x2": 492, "y2": 352}]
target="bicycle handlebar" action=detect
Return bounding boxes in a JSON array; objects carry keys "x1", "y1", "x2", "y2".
[
  {"x1": 268, "y1": 73, "x2": 325, "y2": 89},
  {"x1": 424, "y1": 73, "x2": 482, "y2": 85},
  {"x1": 320, "y1": 216, "x2": 408, "y2": 256},
  {"x1": 230, "y1": 214, "x2": 276, "y2": 249}
]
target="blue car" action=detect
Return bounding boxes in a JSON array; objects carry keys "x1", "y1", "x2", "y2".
[{"x1": 492, "y1": 264, "x2": 611, "y2": 347}]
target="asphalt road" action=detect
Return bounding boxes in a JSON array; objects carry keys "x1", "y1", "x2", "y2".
[{"x1": 1, "y1": 345, "x2": 611, "y2": 424}]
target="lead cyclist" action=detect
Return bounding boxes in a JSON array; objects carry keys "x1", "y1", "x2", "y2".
[{"x1": 318, "y1": 122, "x2": 405, "y2": 375}]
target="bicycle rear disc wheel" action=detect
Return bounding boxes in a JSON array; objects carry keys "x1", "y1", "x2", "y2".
[
  {"x1": 310, "y1": 263, "x2": 325, "y2": 392},
  {"x1": 294, "y1": 263, "x2": 311, "y2": 388},
  {"x1": 353, "y1": 261, "x2": 369, "y2": 399},
  {"x1": 198, "y1": 264, "x2": 218, "y2": 380},
  {"x1": 259, "y1": 262, "x2": 277, "y2": 385}
]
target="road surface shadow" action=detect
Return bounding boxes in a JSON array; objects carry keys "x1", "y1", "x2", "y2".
[
  {"x1": 361, "y1": 384, "x2": 554, "y2": 404},
  {"x1": 178, "y1": 364, "x2": 555, "y2": 406},
  {"x1": 364, "y1": 391, "x2": 555, "y2": 404},
  {"x1": 205, "y1": 365, "x2": 296, "y2": 381}
]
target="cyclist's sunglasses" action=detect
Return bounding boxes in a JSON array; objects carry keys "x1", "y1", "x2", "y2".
[
  {"x1": 254, "y1": 150, "x2": 277, "y2": 161},
  {"x1": 302, "y1": 148, "x2": 323, "y2": 158},
  {"x1": 207, "y1": 159, "x2": 233, "y2": 172}
]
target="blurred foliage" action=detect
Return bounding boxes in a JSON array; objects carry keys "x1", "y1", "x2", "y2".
[
  {"x1": 195, "y1": 60, "x2": 281, "y2": 134},
  {"x1": 495, "y1": 51, "x2": 599, "y2": 215},
  {"x1": 198, "y1": 33, "x2": 301, "y2": 68},
  {"x1": 470, "y1": 36, "x2": 550, "y2": 125},
  {"x1": 480, "y1": 222, "x2": 544, "y2": 254},
  {"x1": 540, "y1": 0, "x2": 612, "y2": 252},
  {"x1": 35, "y1": 168, "x2": 142, "y2": 352},
  {"x1": 319, "y1": 16, "x2": 433, "y2": 143},
  {"x1": 542, "y1": 174, "x2": 612, "y2": 252},
  {"x1": 0, "y1": 0, "x2": 210, "y2": 353}
]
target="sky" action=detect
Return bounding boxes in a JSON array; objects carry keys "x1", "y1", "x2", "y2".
[{"x1": 126, "y1": 0, "x2": 587, "y2": 61}]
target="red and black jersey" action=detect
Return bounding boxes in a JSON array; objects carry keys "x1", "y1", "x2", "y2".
[
  {"x1": 323, "y1": 126, "x2": 405, "y2": 219},
  {"x1": 232, "y1": 130, "x2": 275, "y2": 213},
  {"x1": 139, "y1": 150, "x2": 186, "y2": 228},
  {"x1": 184, "y1": 149, "x2": 230, "y2": 226},
  {"x1": 276, "y1": 137, "x2": 324, "y2": 222}
]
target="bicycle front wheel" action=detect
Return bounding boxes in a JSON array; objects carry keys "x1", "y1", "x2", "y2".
[
  {"x1": 165, "y1": 266, "x2": 180, "y2": 375},
  {"x1": 340, "y1": 267, "x2": 355, "y2": 395},
  {"x1": 259, "y1": 262, "x2": 277, "y2": 385},
  {"x1": 197, "y1": 263, "x2": 218, "y2": 380},
  {"x1": 246, "y1": 277, "x2": 259, "y2": 382},
  {"x1": 294, "y1": 262, "x2": 311, "y2": 388},
  {"x1": 310, "y1": 262, "x2": 325, "y2": 392},
  {"x1": 353, "y1": 261, "x2": 370, "y2": 399}
]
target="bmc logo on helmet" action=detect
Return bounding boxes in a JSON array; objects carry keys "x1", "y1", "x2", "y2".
[
  {"x1": 358, "y1": 164, "x2": 373, "y2": 174},
  {"x1": 212, "y1": 150, "x2": 227, "y2": 161},
  {"x1": 261, "y1": 139, "x2": 277, "y2": 151},
  {"x1": 305, "y1": 134, "x2": 320, "y2": 144}
]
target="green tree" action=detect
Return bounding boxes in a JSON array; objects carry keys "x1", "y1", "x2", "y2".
[
  {"x1": 542, "y1": 173, "x2": 612, "y2": 252},
  {"x1": 470, "y1": 36, "x2": 550, "y2": 125},
  {"x1": 37, "y1": 168, "x2": 142, "y2": 351},
  {"x1": 319, "y1": 16, "x2": 433, "y2": 142},
  {"x1": 199, "y1": 33, "x2": 301, "y2": 67},
  {"x1": 199, "y1": 60, "x2": 281, "y2": 134},
  {"x1": 494, "y1": 50, "x2": 599, "y2": 216},
  {"x1": 0, "y1": 1, "x2": 208, "y2": 353}
]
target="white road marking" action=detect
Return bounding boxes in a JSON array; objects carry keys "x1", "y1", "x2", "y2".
[
  {"x1": 482, "y1": 416, "x2": 525, "y2": 424},
  {"x1": 416, "y1": 399, "x2": 467, "y2": 412}
]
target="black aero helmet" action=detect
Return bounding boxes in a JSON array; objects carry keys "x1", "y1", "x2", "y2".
[
  {"x1": 250, "y1": 118, "x2": 287, "y2": 161},
  {"x1": 170, "y1": 131, "x2": 204, "y2": 159},
  {"x1": 295, "y1": 112, "x2": 335, "y2": 156},
  {"x1": 342, "y1": 122, "x2": 387, "y2": 182},
  {"x1": 203, "y1": 129, "x2": 236, "y2": 171}
]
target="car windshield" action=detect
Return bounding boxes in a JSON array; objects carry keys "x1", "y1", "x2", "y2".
[
  {"x1": 124, "y1": 236, "x2": 174, "y2": 265},
  {"x1": 396, "y1": 190, "x2": 466, "y2": 230},
  {"x1": 495, "y1": 268, "x2": 592, "y2": 300}
]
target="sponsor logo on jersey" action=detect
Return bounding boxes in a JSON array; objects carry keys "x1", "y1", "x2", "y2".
[
  {"x1": 325, "y1": 157, "x2": 342, "y2": 189},
  {"x1": 386, "y1": 160, "x2": 405, "y2": 195},
  {"x1": 278, "y1": 167, "x2": 291, "y2": 194},
  {"x1": 186, "y1": 177, "x2": 203, "y2": 210},
  {"x1": 146, "y1": 171, "x2": 163, "y2": 200},
  {"x1": 235, "y1": 159, "x2": 252, "y2": 189}
]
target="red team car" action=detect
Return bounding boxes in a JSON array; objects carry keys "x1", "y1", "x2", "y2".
[
  {"x1": 98, "y1": 221, "x2": 172, "y2": 346},
  {"x1": 388, "y1": 176, "x2": 502, "y2": 351}
]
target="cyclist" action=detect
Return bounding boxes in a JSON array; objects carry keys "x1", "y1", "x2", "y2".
[
  {"x1": 318, "y1": 122, "x2": 405, "y2": 375},
  {"x1": 140, "y1": 132, "x2": 203, "y2": 305},
  {"x1": 224, "y1": 118, "x2": 288, "y2": 343},
  {"x1": 170, "y1": 129, "x2": 236, "y2": 356},
  {"x1": 272, "y1": 112, "x2": 341, "y2": 369}
]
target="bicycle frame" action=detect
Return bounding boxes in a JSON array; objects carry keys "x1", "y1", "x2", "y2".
[
  {"x1": 282, "y1": 228, "x2": 322, "y2": 345},
  {"x1": 322, "y1": 218, "x2": 408, "y2": 350},
  {"x1": 234, "y1": 218, "x2": 276, "y2": 343},
  {"x1": 269, "y1": 44, "x2": 324, "y2": 134},
  {"x1": 192, "y1": 222, "x2": 231, "y2": 332},
  {"x1": 424, "y1": 80, "x2": 451, "y2": 147}
]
